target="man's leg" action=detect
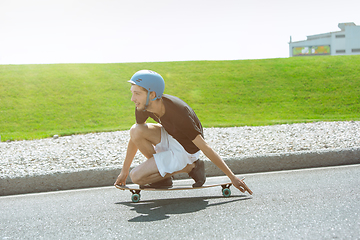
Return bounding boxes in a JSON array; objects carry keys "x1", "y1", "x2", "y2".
[
  {"x1": 129, "y1": 123, "x2": 161, "y2": 159},
  {"x1": 130, "y1": 157, "x2": 164, "y2": 185},
  {"x1": 128, "y1": 123, "x2": 203, "y2": 187},
  {"x1": 130, "y1": 156, "x2": 196, "y2": 186},
  {"x1": 128, "y1": 123, "x2": 163, "y2": 185}
]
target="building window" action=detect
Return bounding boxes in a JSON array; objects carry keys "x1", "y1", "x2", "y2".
[
  {"x1": 352, "y1": 48, "x2": 360, "y2": 53},
  {"x1": 335, "y1": 34, "x2": 345, "y2": 38},
  {"x1": 336, "y1": 50, "x2": 346, "y2": 53},
  {"x1": 292, "y1": 45, "x2": 331, "y2": 56}
]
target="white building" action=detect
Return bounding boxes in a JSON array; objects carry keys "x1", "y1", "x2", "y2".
[{"x1": 289, "y1": 22, "x2": 360, "y2": 57}]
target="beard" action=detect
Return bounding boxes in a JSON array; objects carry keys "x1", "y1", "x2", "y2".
[{"x1": 135, "y1": 103, "x2": 146, "y2": 111}]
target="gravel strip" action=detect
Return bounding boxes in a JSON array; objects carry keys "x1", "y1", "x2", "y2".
[{"x1": 1, "y1": 121, "x2": 359, "y2": 178}]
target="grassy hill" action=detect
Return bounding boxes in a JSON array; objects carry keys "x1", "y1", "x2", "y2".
[{"x1": 1, "y1": 55, "x2": 359, "y2": 141}]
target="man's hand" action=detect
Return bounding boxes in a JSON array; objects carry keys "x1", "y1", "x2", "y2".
[
  {"x1": 192, "y1": 135, "x2": 253, "y2": 195},
  {"x1": 232, "y1": 177, "x2": 253, "y2": 195},
  {"x1": 114, "y1": 172, "x2": 128, "y2": 186}
]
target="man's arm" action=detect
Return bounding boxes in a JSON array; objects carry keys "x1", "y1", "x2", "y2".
[
  {"x1": 114, "y1": 139, "x2": 138, "y2": 186},
  {"x1": 192, "y1": 134, "x2": 253, "y2": 194}
]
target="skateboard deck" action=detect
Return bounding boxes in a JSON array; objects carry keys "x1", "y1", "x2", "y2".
[{"x1": 115, "y1": 177, "x2": 251, "y2": 203}]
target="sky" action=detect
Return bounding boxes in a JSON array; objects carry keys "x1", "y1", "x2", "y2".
[{"x1": 1, "y1": 0, "x2": 360, "y2": 65}]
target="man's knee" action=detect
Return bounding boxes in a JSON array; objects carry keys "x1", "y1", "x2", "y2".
[
  {"x1": 129, "y1": 168, "x2": 138, "y2": 184},
  {"x1": 130, "y1": 123, "x2": 161, "y2": 145},
  {"x1": 129, "y1": 124, "x2": 146, "y2": 141},
  {"x1": 129, "y1": 168, "x2": 144, "y2": 185}
]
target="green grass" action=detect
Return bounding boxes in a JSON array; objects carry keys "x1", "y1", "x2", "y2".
[{"x1": 1, "y1": 55, "x2": 359, "y2": 141}]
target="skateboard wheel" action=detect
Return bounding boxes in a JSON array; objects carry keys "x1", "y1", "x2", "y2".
[
  {"x1": 222, "y1": 188, "x2": 231, "y2": 197},
  {"x1": 131, "y1": 193, "x2": 140, "y2": 203}
]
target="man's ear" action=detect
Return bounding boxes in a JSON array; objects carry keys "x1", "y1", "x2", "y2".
[{"x1": 150, "y1": 91, "x2": 157, "y2": 100}]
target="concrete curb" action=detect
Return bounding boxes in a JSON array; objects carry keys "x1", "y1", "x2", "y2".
[{"x1": 1, "y1": 147, "x2": 359, "y2": 196}]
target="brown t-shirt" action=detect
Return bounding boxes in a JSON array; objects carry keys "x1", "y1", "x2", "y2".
[{"x1": 135, "y1": 94, "x2": 204, "y2": 154}]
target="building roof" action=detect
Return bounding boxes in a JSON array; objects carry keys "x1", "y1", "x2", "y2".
[
  {"x1": 305, "y1": 22, "x2": 357, "y2": 41},
  {"x1": 338, "y1": 22, "x2": 356, "y2": 31}
]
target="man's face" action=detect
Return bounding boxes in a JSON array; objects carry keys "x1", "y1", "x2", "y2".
[{"x1": 130, "y1": 85, "x2": 148, "y2": 111}]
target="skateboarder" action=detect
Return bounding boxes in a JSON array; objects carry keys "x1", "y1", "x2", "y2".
[{"x1": 114, "y1": 70, "x2": 250, "y2": 193}]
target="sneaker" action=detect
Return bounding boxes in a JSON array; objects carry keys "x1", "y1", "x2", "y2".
[
  {"x1": 188, "y1": 159, "x2": 206, "y2": 187},
  {"x1": 139, "y1": 177, "x2": 173, "y2": 189}
]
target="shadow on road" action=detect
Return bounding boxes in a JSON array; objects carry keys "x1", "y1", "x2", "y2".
[{"x1": 115, "y1": 195, "x2": 252, "y2": 222}]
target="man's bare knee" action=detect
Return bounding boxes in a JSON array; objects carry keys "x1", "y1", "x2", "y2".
[
  {"x1": 129, "y1": 168, "x2": 143, "y2": 185},
  {"x1": 129, "y1": 123, "x2": 161, "y2": 148},
  {"x1": 129, "y1": 124, "x2": 146, "y2": 141}
]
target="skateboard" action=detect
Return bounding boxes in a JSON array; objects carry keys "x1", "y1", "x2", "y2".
[{"x1": 115, "y1": 177, "x2": 251, "y2": 203}]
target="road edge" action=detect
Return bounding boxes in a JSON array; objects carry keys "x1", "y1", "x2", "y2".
[{"x1": 1, "y1": 147, "x2": 359, "y2": 196}]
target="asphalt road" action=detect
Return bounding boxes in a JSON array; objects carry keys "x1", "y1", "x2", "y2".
[{"x1": 1, "y1": 164, "x2": 359, "y2": 239}]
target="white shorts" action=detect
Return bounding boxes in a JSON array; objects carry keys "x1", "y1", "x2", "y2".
[{"x1": 153, "y1": 127, "x2": 200, "y2": 177}]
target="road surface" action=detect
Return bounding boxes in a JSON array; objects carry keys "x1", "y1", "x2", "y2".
[{"x1": 1, "y1": 164, "x2": 359, "y2": 239}]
